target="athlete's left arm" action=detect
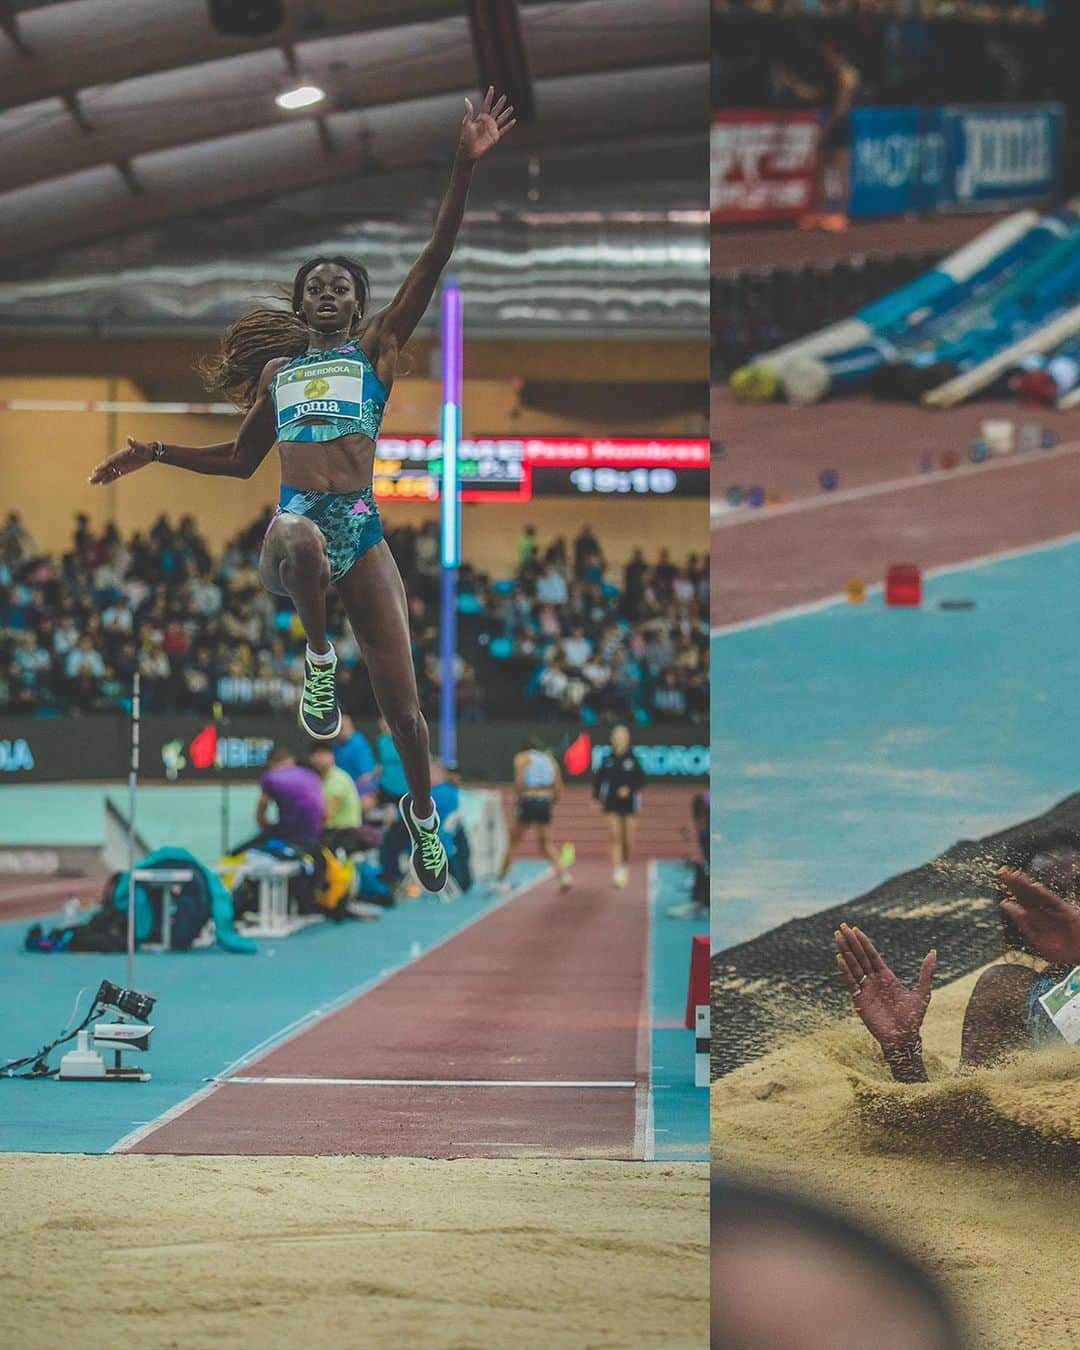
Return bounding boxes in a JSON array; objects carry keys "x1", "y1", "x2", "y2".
[
  {"x1": 367, "y1": 89, "x2": 516, "y2": 354},
  {"x1": 824, "y1": 49, "x2": 859, "y2": 118},
  {"x1": 512, "y1": 751, "x2": 527, "y2": 797},
  {"x1": 255, "y1": 792, "x2": 273, "y2": 830}
]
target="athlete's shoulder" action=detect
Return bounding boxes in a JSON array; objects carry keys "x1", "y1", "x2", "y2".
[
  {"x1": 261, "y1": 354, "x2": 293, "y2": 381},
  {"x1": 251, "y1": 356, "x2": 291, "y2": 404}
]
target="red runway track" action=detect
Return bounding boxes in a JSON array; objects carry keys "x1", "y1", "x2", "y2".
[
  {"x1": 0, "y1": 875, "x2": 103, "y2": 922},
  {"x1": 712, "y1": 388, "x2": 1050, "y2": 499},
  {"x1": 125, "y1": 860, "x2": 655, "y2": 1159},
  {"x1": 713, "y1": 390, "x2": 1080, "y2": 625},
  {"x1": 712, "y1": 213, "x2": 999, "y2": 273}
]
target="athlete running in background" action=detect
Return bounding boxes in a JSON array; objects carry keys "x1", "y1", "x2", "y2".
[
  {"x1": 88, "y1": 89, "x2": 516, "y2": 894},
  {"x1": 778, "y1": 31, "x2": 859, "y2": 234},
  {"x1": 497, "y1": 737, "x2": 573, "y2": 892},
  {"x1": 593, "y1": 723, "x2": 645, "y2": 889}
]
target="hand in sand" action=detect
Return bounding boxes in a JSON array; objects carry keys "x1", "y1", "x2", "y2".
[
  {"x1": 89, "y1": 436, "x2": 153, "y2": 485},
  {"x1": 834, "y1": 923, "x2": 936, "y2": 1049},
  {"x1": 998, "y1": 868, "x2": 1080, "y2": 967}
]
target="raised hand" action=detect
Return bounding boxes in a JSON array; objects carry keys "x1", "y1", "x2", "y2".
[
  {"x1": 89, "y1": 436, "x2": 154, "y2": 485},
  {"x1": 998, "y1": 869, "x2": 1080, "y2": 967},
  {"x1": 460, "y1": 86, "x2": 517, "y2": 161},
  {"x1": 834, "y1": 923, "x2": 935, "y2": 1049}
]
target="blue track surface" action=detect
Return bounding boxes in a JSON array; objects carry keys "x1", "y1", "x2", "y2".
[
  {"x1": 0, "y1": 863, "x2": 546, "y2": 1154},
  {"x1": 649, "y1": 861, "x2": 709, "y2": 1162},
  {"x1": 712, "y1": 538, "x2": 1080, "y2": 952}
]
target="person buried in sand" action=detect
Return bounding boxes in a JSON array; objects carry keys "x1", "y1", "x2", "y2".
[
  {"x1": 833, "y1": 833, "x2": 1080, "y2": 1084},
  {"x1": 87, "y1": 88, "x2": 517, "y2": 894}
]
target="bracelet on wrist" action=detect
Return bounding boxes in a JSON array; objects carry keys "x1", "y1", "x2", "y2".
[
  {"x1": 150, "y1": 441, "x2": 166, "y2": 462},
  {"x1": 882, "y1": 1037, "x2": 923, "y2": 1061}
]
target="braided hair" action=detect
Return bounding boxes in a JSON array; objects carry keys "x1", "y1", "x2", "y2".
[{"x1": 196, "y1": 256, "x2": 372, "y2": 410}]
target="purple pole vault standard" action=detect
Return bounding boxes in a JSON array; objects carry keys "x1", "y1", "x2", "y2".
[{"x1": 439, "y1": 281, "x2": 463, "y2": 769}]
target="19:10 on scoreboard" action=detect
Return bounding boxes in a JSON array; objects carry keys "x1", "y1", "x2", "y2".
[{"x1": 371, "y1": 436, "x2": 710, "y2": 502}]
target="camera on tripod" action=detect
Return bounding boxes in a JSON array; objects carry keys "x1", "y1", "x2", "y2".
[{"x1": 57, "y1": 980, "x2": 157, "y2": 1082}]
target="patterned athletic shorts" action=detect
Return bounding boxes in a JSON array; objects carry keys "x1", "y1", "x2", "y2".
[{"x1": 275, "y1": 484, "x2": 384, "y2": 583}]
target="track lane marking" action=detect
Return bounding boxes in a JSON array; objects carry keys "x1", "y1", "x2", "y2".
[
  {"x1": 213, "y1": 1077, "x2": 636, "y2": 1088},
  {"x1": 712, "y1": 527, "x2": 1080, "y2": 637},
  {"x1": 711, "y1": 438, "x2": 1080, "y2": 530}
]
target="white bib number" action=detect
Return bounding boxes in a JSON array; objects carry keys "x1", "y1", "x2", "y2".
[{"x1": 276, "y1": 359, "x2": 365, "y2": 427}]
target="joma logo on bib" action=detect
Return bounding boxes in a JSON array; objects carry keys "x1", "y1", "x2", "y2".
[{"x1": 293, "y1": 400, "x2": 341, "y2": 417}]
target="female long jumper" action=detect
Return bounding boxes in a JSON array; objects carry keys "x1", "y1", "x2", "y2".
[{"x1": 90, "y1": 89, "x2": 517, "y2": 893}]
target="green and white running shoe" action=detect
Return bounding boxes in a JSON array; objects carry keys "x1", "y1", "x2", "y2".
[
  {"x1": 298, "y1": 649, "x2": 342, "y2": 740},
  {"x1": 398, "y1": 794, "x2": 449, "y2": 893}
]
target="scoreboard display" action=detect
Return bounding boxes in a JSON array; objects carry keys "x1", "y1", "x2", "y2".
[{"x1": 373, "y1": 437, "x2": 709, "y2": 503}]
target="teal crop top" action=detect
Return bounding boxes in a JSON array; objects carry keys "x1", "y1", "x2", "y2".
[{"x1": 272, "y1": 340, "x2": 388, "y2": 445}]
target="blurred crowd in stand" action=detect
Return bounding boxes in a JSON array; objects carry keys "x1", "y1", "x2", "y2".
[{"x1": 0, "y1": 507, "x2": 708, "y2": 726}]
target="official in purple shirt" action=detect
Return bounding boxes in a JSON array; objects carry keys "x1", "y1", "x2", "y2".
[{"x1": 256, "y1": 744, "x2": 324, "y2": 846}]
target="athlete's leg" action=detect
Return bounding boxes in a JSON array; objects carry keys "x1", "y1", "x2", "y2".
[
  {"x1": 499, "y1": 818, "x2": 526, "y2": 879},
  {"x1": 259, "y1": 513, "x2": 331, "y2": 653},
  {"x1": 622, "y1": 815, "x2": 636, "y2": 863},
  {"x1": 820, "y1": 146, "x2": 850, "y2": 230},
  {"x1": 607, "y1": 813, "x2": 622, "y2": 869},
  {"x1": 336, "y1": 541, "x2": 433, "y2": 818},
  {"x1": 259, "y1": 511, "x2": 341, "y2": 739},
  {"x1": 536, "y1": 823, "x2": 560, "y2": 871}
]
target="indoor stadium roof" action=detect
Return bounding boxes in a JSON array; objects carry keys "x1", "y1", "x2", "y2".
[{"x1": 0, "y1": 0, "x2": 709, "y2": 337}]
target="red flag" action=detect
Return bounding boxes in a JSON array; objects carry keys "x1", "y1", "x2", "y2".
[
  {"x1": 189, "y1": 723, "x2": 218, "y2": 770},
  {"x1": 563, "y1": 732, "x2": 591, "y2": 777}
]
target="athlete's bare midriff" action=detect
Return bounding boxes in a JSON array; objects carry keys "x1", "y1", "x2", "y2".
[
  {"x1": 270, "y1": 333, "x2": 395, "y2": 493},
  {"x1": 276, "y1": 433, "x2": 378, "y2": 494}
]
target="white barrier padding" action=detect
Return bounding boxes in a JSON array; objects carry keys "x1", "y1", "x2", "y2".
[
  {"x1": 694, "y1": 1003, "x2": 710, "y2": 1088},
  {"x1": 458, "y1": 788, "x2": 508, "y2": 883}
]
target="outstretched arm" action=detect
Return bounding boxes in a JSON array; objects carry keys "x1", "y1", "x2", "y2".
[
  {"x1": 367, "y1": 88, "x2": 516, "y2": 356},
  {"x1": 89, "y1": 358, "x2": 285, "y2": 485},
  {"x1": 998, "y1": 868, "x2": 1080, "y2": 966},
  {"x1": 835, "y1": 924, "x2": 935, "y2": 1083}
]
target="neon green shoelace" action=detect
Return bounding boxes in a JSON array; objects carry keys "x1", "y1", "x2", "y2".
[
  {"x1": 418, "y1": 824, "x2": 445, "y2": 872},
  {"x1": 303, "y1": 661, "x2": 337, "y2": 715}
]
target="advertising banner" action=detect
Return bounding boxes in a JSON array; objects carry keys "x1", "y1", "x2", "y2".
[
  {"x1": 941, "y1": 103, "x2": 1062, "y2": 210},
  {"x1": 849, "y1": 107, "x2": 946, "y2": 218},
  {"x1": 711, "y1": 110, "x2": 820, "y2": 223},
  {"x1": 0, "y1": 718, "x2": 708, "y2": 785},
  {"x1": 716, "y1": 103, "x2": 1063, "y2": 223}
]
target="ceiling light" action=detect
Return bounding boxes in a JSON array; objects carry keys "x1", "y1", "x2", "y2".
[{"x1": 276, "y1": 84, "x2": 326, "y2": 111}]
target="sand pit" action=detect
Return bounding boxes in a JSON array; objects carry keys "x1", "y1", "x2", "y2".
[
  {"x1": 0, "y1": 1155, "x2": 707, "y2": 1349},
  {"x1": 711, "y1": 966, "x2": 1080, "y2": 1348}
]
